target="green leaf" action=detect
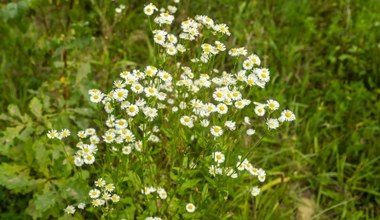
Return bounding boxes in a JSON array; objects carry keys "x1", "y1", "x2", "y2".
[
  {"x1": 0, "y1": 163, "x2": 43, "y2": 193},
  {"x1": 0, "y1": 125, "x2": 25, "y2": 156},
  {"x1": 179, "y1": 179, "x2": 201, "y2": 193},
  {"x1": 7, "y1": 104, "x2": 22, "y2": 120},
  {"x1": 34, "y1": 184, "x2": 56, "y2": 212},
  {"x1": 75, "y1": 62, "x2": 91, "y2": 85},
  {"x1": 29, "y1": 97, "x2": 42, "y2": 118}
]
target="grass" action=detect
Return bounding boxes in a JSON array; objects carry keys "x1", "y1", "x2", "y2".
[{"x1": 1, "y1": 0, "x2": 379, "y2": 219}]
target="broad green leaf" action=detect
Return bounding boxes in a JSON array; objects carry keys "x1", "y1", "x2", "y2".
[
  {"x1": 75, "y1": 62, "x2": 91, "y2": 85},
  {"x1": 7, "y1": 104, "x2": 22, "y2": 119},
  {"x1": 34, "y1": 142, "x2": 50, "y2": 177},
  {"x1": 34, "y1": 184, "x2": 56, "y2": 211},
  {"x1": 0, "y1": 163, "x2": 43, "y2": 193},
  {"x1": 29, "y1": 97, "x2": 42, "y2": 118},
  {"x1": 0, "y1": 125, "x2": 25, "y2": 156}
]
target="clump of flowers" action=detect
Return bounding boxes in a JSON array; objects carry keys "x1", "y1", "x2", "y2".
[
  {"x1": 49, "y1": 2, "x2": 296, "y2": 218},
  {"x1": 90, "y1": 178, "x2": 120, "y2": 207}
]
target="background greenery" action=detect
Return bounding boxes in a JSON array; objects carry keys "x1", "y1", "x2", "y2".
[{"x1": 1, "y1": 0, "x2": 379, "y2": 219}]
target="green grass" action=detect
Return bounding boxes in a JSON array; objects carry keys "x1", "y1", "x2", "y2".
[{"x1": 1, "y1": 0, "x2": 379, "y2": 219}]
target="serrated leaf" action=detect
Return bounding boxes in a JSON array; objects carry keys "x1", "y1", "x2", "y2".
[
  {"x1": 7, "y1": 104, "x2": 22, "y2": 119},
  {"x1": 0, "y1": 113, "x2": 16, "y2": 122},
  {"x1": 29, "y1": 97, "x2": 42, "y2": 118},
  {"x1": 0, "y1": 163, "x2": 43, "y2": 193},
  {"x1": 76, "y1": 62, "x2": 91, "y2": 85},
  {"x1": 34, "y1": 184, "x2": 56, "y2": 211},
  {"x1": 0, "y1": 125, "x2": 25, "y2": 156}
]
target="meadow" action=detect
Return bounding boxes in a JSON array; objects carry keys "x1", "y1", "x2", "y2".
[{"x1": 0, "y1": 0, "x2": 379, "y2": 219}]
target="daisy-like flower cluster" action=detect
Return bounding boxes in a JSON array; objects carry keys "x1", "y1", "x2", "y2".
[
  {"x1": 64, "y1": 203, "x2": 85, "y2": 215},
  {"x1": 47, "y1": 128, "x2": 71, "y2": 140},
  {"x1": 89, "y1": 178, "x2": 120, "y2": 207},
  {"x1": 209, "y1": 151, "x2": 238, "y2": 179},
  {"x1": 141, "y1": 186, "x2": 168, "y2": 200},
  {"x1": 72, "y1": 128, "x2": 99, "y2": 166},
  {"x1": 53, "y1": 2, "x2": 296, "y2": 217}
]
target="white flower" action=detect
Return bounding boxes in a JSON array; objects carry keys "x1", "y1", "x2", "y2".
[
  {"x1": 210, "y1": 126, "x2": 223, "y2": 137},
  {"x1": 47, "y1": 130, "x2": 58, "y2": 139},
  {"x1": 130, "y1": 83, "x2": 143, "y2": 94},
  {"x1": 89, "y1": 189, "x2": 101, "y2": 199},
  {"x1": 212, "y1": 151, "x2": 225, "y2": 164},
  {"x1": 95, "y1": 178, "x2": 106, "y2": 188},
  {"x1": 103, "y1": 131, "x2": 115, "y2": 143},
  {"x1": 105, "y1": 183, "x2": 115, "y2": 192},
  {"x1": 74, "y1": 156, "x2": 83, "y2": 167},
  {"x1": 200, "y1": 119, "x2": 209, "y2": 127},
  {"x1": 90, "y1": 92, "x2": 104, "y2": 103},
  {"x1": 64, "y1": 205, "x2": 76, "y2": 214},
  {"x1": 154, "y1": 31, "x2": 167, "y2": 45},
  {"x1": 126, "y1": 104, "x2": 139, "y2": 117},
  {"x1": 251, "y1": 186, "x2": 261, "y2": 196},
  {"x1": 144, "y1": 86, "x2": 158, "y2": 97},
  {"x1": 111, "y1": 194, "x2": 120, "y2": 203},
  {"x1": 243, "y1": 59, "x2": 254, "y2": 70},
  {"x1": 91, "y1": 199, "x2": 105, "y2": 207},
  {"x1": 279, "y1": 109, "x2": 296, "y2": 122},
  {"x1": 267, "y1": 99, "x2": 280, "y2": 110},
  {"x1": 77, "y1": 203, "x2": 85, "y2": 209},
  {"x1": 115, "y1": 119, "x2": 128, "y2": 130},
  {"x1": 113, "y1": 89, "x2": 128, "y2": 102},
  {"x1": 256, "y1": 68, "x2": 270, "y2": 82},
  {"x1": 244, "y1": 116, "x2": 251, "y2": 125},
  {"x1": 143, "y1": 107, "x2": 158, "y2": 120},
  {"x1": 83, "y1": 154, "x2": 95, "y2": 164},
  {"x1": 144, "y1": 3, "x2": 158, "y2": 16},
  {"x1": 266, "y1": 118, "x2": 279, "y2": 129},
  {"x1": 248, "y1": 54, "x2": 261, "y2": 66},
  {"x1": 216, "y1": 103, "x2": 228, "y2": 114},
  {"x1": 135, "y1": 141, "x2": 143, "y2": 152},
  {"x1": 180, "y1": 115, "x2": 194, "y2": 128},
  {"x1": 254, "y1": 103, "x2": 266, "y2": 116},
  {"x1": 246, "y1": 128, "x2": 256, "y2": 136},
  {"x1": 166, "y1": 44, "x2": 178, "y2": 55},
  {"x1": 214, "y1": 23, "x2": 230, "y2": 36},
  {"x1": 157, "y1": 187, "x2": 167, "y2": 199},
  {"x1": 186, "y1": 203, "x2": 196, "y2": 213},
  {"x1": 122, "y1": 145, "x2": 132, "y2": 155},
  {"x1": 224, "y1": 121, "x2": 236, "y2": 131}
]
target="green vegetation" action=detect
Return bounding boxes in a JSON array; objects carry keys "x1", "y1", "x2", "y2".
[{"x1": 1, "y1": 0, "x2": 379, "y2": 219}]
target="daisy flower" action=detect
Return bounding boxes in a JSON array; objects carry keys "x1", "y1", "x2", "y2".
[
  {"x1": 180, "y1": 115, "x2": 194, "y2": 128},
  {"x1": 83, "y1": 154, "x2": 95, "y2": 164},
  {"x1": 279, "y1": 109, "x2": 296, "y2": 122},
  {"x1": 210, "y1": 126, "x2": 223, "y2": 137},
  {"x1": 246, "y1": 128, "x2": 255, "y2": 136},
  {"x1": 122, "y1": 145, "x2": 132, "y2": 155},
  {"x1": 157, "y1": 187, "x2": 167, "y2": 199},
  {"x1": 267, "y1": 99, "x2": 280, "y2": 110},
  {"x1": 64, "y1": 205, "x2": 76, "y2": 214},
  {"x1": 89, "y1": 189, "x2": 101, "y2": 199},
  {"x1": 251, "y1": 186, "x2": 261, "y2": 196},
  {"x1": 47, "y1": 129, "x2": 58, "y2": 139},
  {"x1": 144, "y1": 3, "x2": 158, "y2": 16},
  {"x1": 266, "y1": 118, "x2": 279, "y2": 129},
  {"x1": 186, "y1": 203, "x2": 196, "y2": 213},
  {"x1": 95, "y1": 178, "x2": 106, "y2": 188},
  {"x1": 212, "y1": 151, "x2": 225, "y2": 164},
  {"x1": 254, "y1": 105, "x2": 266, "y2": 116}
]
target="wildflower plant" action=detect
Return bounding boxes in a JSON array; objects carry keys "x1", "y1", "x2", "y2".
[{"x1": 47, "y1": 2, "x2": 296, "y2": 219}]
